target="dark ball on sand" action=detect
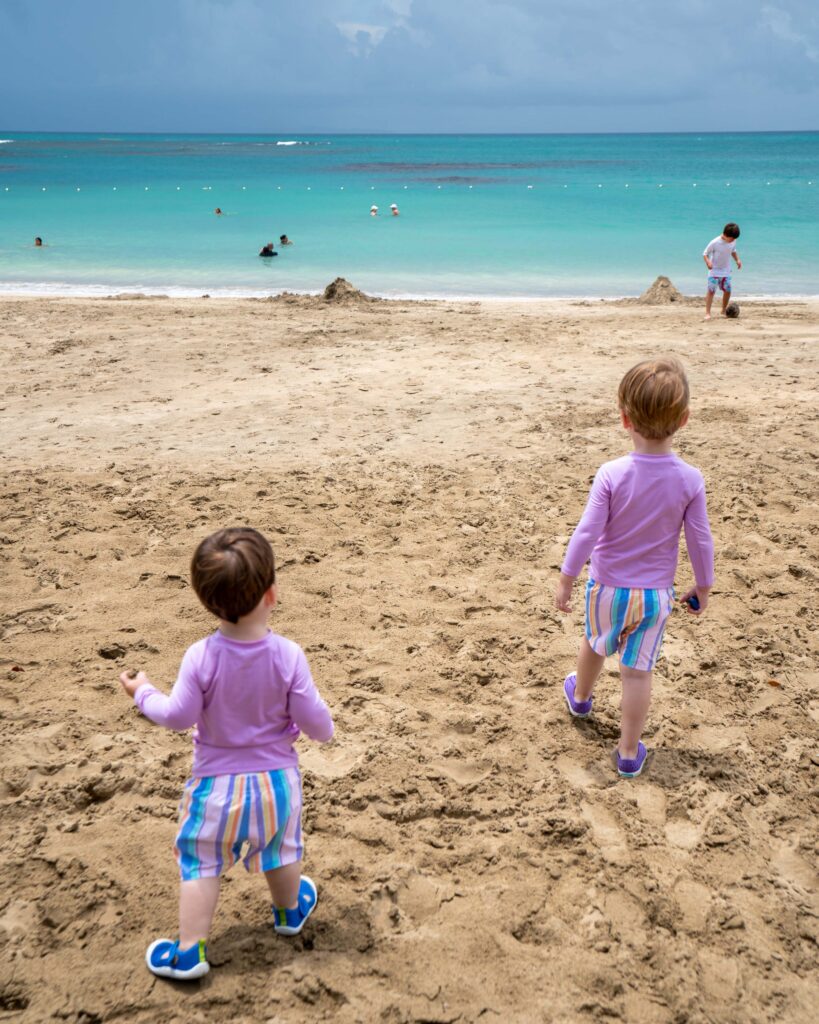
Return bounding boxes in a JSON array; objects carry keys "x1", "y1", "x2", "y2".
[{"x1": 725, "y1": 302, "x2": 740, "y2": 318}]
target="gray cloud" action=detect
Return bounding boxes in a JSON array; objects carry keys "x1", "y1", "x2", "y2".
[{"x1": 0, "y1": 0, "x2": 817, "y2": 131}]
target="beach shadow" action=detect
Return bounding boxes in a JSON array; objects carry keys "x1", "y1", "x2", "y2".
[{"x1": 647, "y1": 747, "x2": 743, "y2": 790}]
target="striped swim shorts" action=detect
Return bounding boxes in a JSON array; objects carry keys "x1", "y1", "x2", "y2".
[
  {"x1": 174, "y1": 768, "x2": 303, "y2": 881},
  {"x1": 585, "y1": 579, "x2": 675, "y2": 672}
]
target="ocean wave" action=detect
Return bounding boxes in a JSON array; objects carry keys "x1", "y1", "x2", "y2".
[
  {"x1": 1, "y1": 280, "x2": 815, "y2": 303},
  {"x1": 276, "y1": 140, "x2": 307, "y2": 146},
  {"x1": 0, "y1": 140, "x2": 13, "y2": 144}
]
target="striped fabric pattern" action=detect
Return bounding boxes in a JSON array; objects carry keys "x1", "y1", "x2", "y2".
[
  {"x1": 585, "y1": 579, "x2": 675, "y2": 671},
  {"x1": 174, "y1": 768, "x2": 303, "y2": 880}
]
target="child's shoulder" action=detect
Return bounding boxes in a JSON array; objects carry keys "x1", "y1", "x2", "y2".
[
  {"x1": 595, "y1": 454, "x2": 632, "y2": 479},
  {"x1": 265, "y1": 631, "x2": 307, "y2": 665},
  {"x1": 670, "y1": 452, "x2": 705, "y2": 482}
]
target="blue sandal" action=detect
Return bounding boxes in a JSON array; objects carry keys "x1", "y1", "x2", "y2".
[
  {"x1": 145, "y1": 938, "x2": 210, "y2": 980},
  {"x1": 272, "y1": 875, "x2": 317, "y2": 936}
]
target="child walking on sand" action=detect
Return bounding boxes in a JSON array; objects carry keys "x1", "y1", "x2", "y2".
[
  {"x1": 118, "y1": 527, "x2": 334, "y2": 980},
  {"x1": 703, "y1": 222, "x2": 741, "y2": 319},
  {"x1": 554, "y1": 358, "x2": 714, "y2": 777}
]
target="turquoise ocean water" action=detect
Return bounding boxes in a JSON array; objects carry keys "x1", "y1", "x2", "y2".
[{"x1": 0, "y1": 132, "x2": 817, "y2": 298}]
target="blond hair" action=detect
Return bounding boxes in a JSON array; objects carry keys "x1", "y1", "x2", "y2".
[{"x1": 618, "y1": 358, "x2": 689, "y2": 440}]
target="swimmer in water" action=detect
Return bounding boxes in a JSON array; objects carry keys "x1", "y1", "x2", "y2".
[
  {"x1": 370, "y1": 205, "x2": 378, "y2": 216},
  {"x1": 34, "y1": 236, "x2": 44, "y2": 246},
  {"x1": 214, "y1": 208, "x2": 223, "y2": 216},
  {"x1": 279, "y1": 234, "x2": 293, "y2": 246},
  {"x1": 259, "y1": 243, "x2": 278, "y2": 258},
  {"x1": 390, "y1": 204, "x2": 399, "y2": 216}
]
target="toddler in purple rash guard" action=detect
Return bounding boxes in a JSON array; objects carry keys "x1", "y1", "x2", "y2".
[
  {"x1": 118, "y1": 528, "x2": 333, "y2": 981},
  {"x1": 554, "y1": 358, "x2": 714, "y2": 779}
]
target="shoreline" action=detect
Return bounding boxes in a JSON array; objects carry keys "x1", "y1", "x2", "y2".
[{"x1": 1, "y1": 282, "x2": 817, "y2": 303}]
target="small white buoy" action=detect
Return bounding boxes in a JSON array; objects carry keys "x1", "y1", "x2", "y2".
[
  {"x1": 42, "y1": 187, "x2": 47, "y2": 191},
  {"x1": 437, "y1": 185, "x2": 442, "y2": 189},
  {"x1": 340, "y1": 186, "x2": 344, "y2": 190},
  {"x1": 307, "y1": 186, "x2": 311, "y2": 190},
  {"x1": 809, "y1": 181, "x2": 813, "y2": 185},
  {"x1": 597, "y1": 184, "x2": 602, "y2": 188},
  {"x1": 527, "y1": 184, "x2": 533, "y2": 189},
  {"x1": 4, "y1": 187, "x2": 9, "y2": 191},
  {"x1": 242, "y1": 186, "x2": 246, "y2": 190},
  {"x1": 403, "y1": 185, "x2": 408, "y2": 189},
  {"x1": 277, "y1": 186, "x2": 281, "y2": 190},
  {"x1": 658, "y1": 184, "x2": 663, "y2": 188},
  {"x1": 625, "y1": 184, "x2": 629, "y2": 188},
  {"x1": 76, "y1": 187, "x2": 81, "y2": 191},
  {"x1": 563, "y1": 184, "x2": 568, "y2": 188},
  {"x1": 113, "y1": 187, "x2": 117, "y2": 191},
  {"x1": 144, "y1": 186, "x2": 149, "y2": 191},
  {"x1": 468, "y1": 185, "x2": 473, "y2": 189},
  {"x1": 370, "y1": 186, "x2": 375, "y2": 190},
  {"x1": 692, "y1": 183, "x2": 697, "y2": 188},
  {"x1": 726, "y1": 182, "x2": 731, "y2": 186},
  {"x1": 177, "y1": 186, "x2": 181, "y2": 190}
]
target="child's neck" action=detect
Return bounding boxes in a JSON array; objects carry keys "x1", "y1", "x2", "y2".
[
  {"x1": 631, "y1": 433, "x2": 675, "y2": 455},
  {"x1": 218, "y1": 611, "x2": 270, "y2": 642}
]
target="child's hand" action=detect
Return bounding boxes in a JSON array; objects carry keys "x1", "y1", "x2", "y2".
[
  {"x1": 119, "y1": 670, "x2": 150, "y2": 698},
  {"x1": 555, "y1": 574, "x2": 574, "y2": 613},
  {"x1": 680, "y1": 588, "x2": 709, "y2": 615}
]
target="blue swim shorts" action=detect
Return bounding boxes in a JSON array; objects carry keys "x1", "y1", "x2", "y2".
[{"x1": 707, "y1": 275, "x2": 731, "y2": 294}]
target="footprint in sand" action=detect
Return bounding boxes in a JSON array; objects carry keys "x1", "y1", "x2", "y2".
[
  {"x1": 672, "y1": 878, "x2": 712, "y2": 933},
  {"x1": 581, "y1": 801, "x2": 629, "y2": 865},
  {"x1": 433, "y1": 758, "x2": 492, "y2": 786},
  {"x1": 556, "y1": 757, "x2": 593, "y2": 786},
  {"x1": 372, "y1": 870, "x2": 455, "y2": 934},
  {"x1": 300, "y1": 741, "x2": 363, "y2": 780}
]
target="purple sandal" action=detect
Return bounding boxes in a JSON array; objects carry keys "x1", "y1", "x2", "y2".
[
  {"x1": 616, "y1": 742, "x2": 647, "y2": 778},
  {"x1": 563, "y1": 673, "x2": 593, "y2": 719}
]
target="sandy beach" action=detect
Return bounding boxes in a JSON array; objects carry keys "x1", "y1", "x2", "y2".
[{"x1": 1, "y1": 292, "x2": 817, "y2": 1023}]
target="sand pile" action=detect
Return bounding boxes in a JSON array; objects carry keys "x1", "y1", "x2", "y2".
[
  {"x1": 638, "y1": 276, "x2": 685, "y2": 304},
  {"x1": 322, "y1": 277, "x2": 370, "y2": 304}
]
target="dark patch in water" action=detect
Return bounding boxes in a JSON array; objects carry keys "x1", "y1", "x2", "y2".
[
  {"x1": 340, "y1": 160, "x2": 621, "y2": 172},
  {"x1": 410, "y1": 175, "x2": 509, "y2": 184}
]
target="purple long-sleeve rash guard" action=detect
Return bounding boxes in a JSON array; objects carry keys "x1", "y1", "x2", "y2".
[
  {"x1": 561, "y1": 452, "x2": 715, "y2": 590},
  {"x1": 134, "y1": 630, "x2": 334, "y2": 777}
]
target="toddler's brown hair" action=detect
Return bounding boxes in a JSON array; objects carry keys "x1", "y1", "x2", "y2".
[
  {"x1": 618, "y1": 357, "x2": 689, "y2": 440},
  {"x1": 191, "y1": 527, "x2": 276, "y2": 624}
]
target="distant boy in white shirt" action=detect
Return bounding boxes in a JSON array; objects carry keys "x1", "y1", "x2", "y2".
[{"x1": 703, "y1": 222, "x2": 741, "y2": 320}]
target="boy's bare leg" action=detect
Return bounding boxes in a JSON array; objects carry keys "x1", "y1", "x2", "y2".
[
  {"x1": 619, "y1": 665, "x2": 652, "y2": 759},
  {"x1": 179, "y1": 877, "x2": 221, "y2": 948},
  {"x1": 574, "y1": 637, "x2": 606, "y2": 702},
  {"x1": 721, "y1": 289, "x2": 731, "y2": 314},
  {"x1": 704, "y1": 289, "x2": 714, "y2": 319},
  {"x1": 265, "y1": 861, "x2": 302, "y2": 909}
]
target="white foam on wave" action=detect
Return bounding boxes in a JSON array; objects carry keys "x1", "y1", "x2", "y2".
[
  {"x1": 276, "y1": 140, "x2": 306, "y2": 146},
  {"x1": 0, "y1": 139, "x2": 14, "y2": 144},
  {"x1": 0, "y1": 280, "x2": 815, "y2": 304}
]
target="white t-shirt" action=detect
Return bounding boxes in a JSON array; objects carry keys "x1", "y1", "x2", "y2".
[{"x1": 703, "y1": 236, "x2": 736, "y2": 276}]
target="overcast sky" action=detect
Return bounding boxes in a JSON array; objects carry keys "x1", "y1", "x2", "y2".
[{"x1": 1, "y1": 0, "x2": 817, "y2": 133}]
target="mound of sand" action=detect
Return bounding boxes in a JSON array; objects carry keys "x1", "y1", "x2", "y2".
[
  {"x1": 638, "y1": 276, "x2": 684, "y2": 304},
  {"x1": 322, "y1": 277, "x2": 370, "y2": 303}
]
